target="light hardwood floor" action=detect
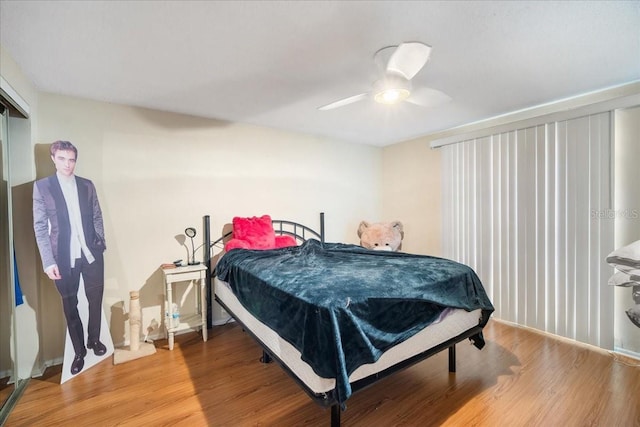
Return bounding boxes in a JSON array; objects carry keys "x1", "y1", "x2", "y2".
[{"x1": 5, "y1": 319, "x2": 640, "y2": 426}]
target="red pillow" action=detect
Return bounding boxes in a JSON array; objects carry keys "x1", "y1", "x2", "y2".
[
  {"x1": 275, "y1": 234, "x2": 297, "y2": 248},
  {"x1": 231, "y1": 215, "x2": 276, "y2": 249},
  {"x1": 224, "y1": 215, "x2": 299, "y2": 252}
]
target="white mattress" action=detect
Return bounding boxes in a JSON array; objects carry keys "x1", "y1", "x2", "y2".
[{"x1": 214, "y1": 277, "x2": 483, "y2": 394}]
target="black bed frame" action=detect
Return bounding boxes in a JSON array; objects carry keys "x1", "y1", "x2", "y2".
[{"x1": 202, "y1": 213, "x2": 489, "y2": 427}]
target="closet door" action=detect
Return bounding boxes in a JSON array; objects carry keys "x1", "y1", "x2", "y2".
[{"x1": 0, "y1": 102, "x2": 18, "y2": 418}]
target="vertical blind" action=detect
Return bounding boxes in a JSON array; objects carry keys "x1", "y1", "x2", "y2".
[{"x1": 442, "y1": 112, "x2": 614, "y2": 349}]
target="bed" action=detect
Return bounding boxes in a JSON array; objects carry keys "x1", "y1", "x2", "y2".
[{"x1": 203, "y1": 213, "x2": 494, "y2": 426}]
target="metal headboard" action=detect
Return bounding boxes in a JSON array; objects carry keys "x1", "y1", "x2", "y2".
[
  {"x1": 270, "y1": 217, "x2": 324, "y2": 244},
  {"x1": 205, "y1": 213, "x2": 325, "y2": 251},
  {"x1": 201, "y1": 212, "x2": 325, "y2": 327}
]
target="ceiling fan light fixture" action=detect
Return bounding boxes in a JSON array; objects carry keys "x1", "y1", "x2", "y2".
[
  {"x1": 373, "y1": 74, "x2": 411, "y2": 105},
  {"x1": 317, "y1": 41, "x2": 449, "y2": 111},
  {"x1": 374, "y1": 87, "x2": 410, "y2": 105}
]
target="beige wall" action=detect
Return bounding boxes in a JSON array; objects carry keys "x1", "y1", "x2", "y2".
[
  {"x1": 381, "y1": 137, "x2": 441, "y2": 256},
  {"x1": 32, "y1": 92, "x2": 383, "y2": 359}
]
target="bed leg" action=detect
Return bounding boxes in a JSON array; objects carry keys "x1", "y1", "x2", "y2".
[
  {"x1": 330, "y1": 404, "x2": 340, "y2": 427},
  {"x1": 260, "y1": 350, "x2": 272, "y2": 364},
  {"x1": 448, "y1": 345, "x2": 456, "y2": 373}
]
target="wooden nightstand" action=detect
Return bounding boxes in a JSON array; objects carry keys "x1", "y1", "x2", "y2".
[{"x1": 162, "y1": 263, "x2": 208, "y2": 350}]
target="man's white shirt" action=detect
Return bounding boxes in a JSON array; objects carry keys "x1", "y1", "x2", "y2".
[{"x1": 56, "y1": 172, "x2": 95, "y2": 269}]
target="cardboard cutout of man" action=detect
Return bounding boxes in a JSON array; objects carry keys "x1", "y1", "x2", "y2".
[{"x1": 33, "y1": 140, "x2": 109, "y2": 376}]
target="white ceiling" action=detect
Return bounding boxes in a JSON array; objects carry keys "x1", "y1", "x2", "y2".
[{"x1": 1, "y1": 1, "x2": 639, "y2": 146}]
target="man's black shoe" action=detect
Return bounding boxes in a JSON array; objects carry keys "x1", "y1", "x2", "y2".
[
  {"x1": 87, "y1": 340, "x2": 107, "y2": 356},
  {"x1": 71, "y1": 354, "x2": 85, "y2": 375}
]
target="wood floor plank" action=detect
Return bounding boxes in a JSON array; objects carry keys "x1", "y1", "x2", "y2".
[{"x1": 5, "y1": 320, "x2": 640, "y2": 426}]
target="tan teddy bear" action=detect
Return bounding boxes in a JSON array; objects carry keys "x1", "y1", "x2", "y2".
[{"x1": 357, "y1": 220, "x2": 404, "y2": 251}]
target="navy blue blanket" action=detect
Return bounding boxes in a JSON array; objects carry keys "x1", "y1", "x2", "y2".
[{"x1": 215, "y1": 239, "x2": 494, "y2": 404}]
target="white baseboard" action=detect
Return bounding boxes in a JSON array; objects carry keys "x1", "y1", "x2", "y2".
[
  {"x1": 613, "y1": 347, "x2": 640, "y2": 361},
  {"x1": 212, "y1": 316, "x2": 235, "y2": 326}
]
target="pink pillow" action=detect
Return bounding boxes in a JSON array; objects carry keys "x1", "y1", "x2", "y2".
[
  {"x1": 231, "y1": 215, "x2": 275, "y2": 249},
  {"x1": 224, "y1": 239, "x2": 252, "y2": 251},
  {"x1": 223, "y1": 215, "x2": 299, "y2": 252},
  {"x1": 275, "y1": 234, "x2": 297, "y2": 248}
]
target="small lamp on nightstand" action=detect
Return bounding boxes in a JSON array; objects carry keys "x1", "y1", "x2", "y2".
[{"x1": 185, "y1": 227, "x2": 199, "y2": 265}]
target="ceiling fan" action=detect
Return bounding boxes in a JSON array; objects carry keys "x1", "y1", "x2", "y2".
[{"x1": 318, "y1": 42, "x2": 451, "y2": 111}]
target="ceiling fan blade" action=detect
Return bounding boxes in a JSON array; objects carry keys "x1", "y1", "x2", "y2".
[
  {"x1": 318, "y1": 93, "x2": 369, "y2": 111},
  {"x1": 386, "y1": 42, "x2": 432, "y2": 80},
  {"x1": 406, "y1": 87, "x2": 452, "y2": 108}
]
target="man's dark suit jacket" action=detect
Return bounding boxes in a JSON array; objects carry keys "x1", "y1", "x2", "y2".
[{"x1": 33, "y1": 174, "x2": 105, "y2": 278}]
